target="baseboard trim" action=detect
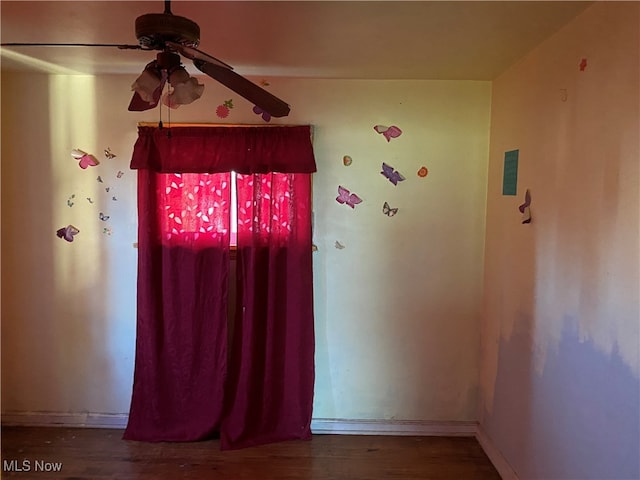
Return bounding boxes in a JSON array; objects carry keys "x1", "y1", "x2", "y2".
[
  {"x1": 1, "y1": 412, "x2": 129, "y2": 429},
  {"x1": 311, "y1": 418, "x2": 476, "y2": 436},
  {"x1": 2, "y1": 412, "x2": 476, "y2": 438},
  {"x1": 475, "y1": 424, "x2": 519, "y2": 480}
]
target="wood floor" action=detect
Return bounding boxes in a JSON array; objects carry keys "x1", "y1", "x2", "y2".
[{"x1": 1, "y1": 426, "x2": 501, "y2": 479}]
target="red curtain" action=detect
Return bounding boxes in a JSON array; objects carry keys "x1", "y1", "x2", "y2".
[
  {"x1": 222, "y1": 173, "x2": 315, "y2": 449},
  {"x1": 125, "y1": 126, "x2": 316, "y2": 450},
  {"x1": 123, "y1": 170, "x2": 231, "y2": 441}
]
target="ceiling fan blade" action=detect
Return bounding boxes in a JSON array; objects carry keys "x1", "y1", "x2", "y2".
[
  {"x1": 165, "y1": 41, "x2": 232, "y2": 69},
  {"x1": 1, "y1": 42, "x2": 144, "y2": 50},
  {"x1": 193, "y1": 59, "x2": 290, "y2": 118}
]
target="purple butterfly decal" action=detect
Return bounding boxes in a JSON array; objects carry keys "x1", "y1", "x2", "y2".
[
  {"x1": 56, "y1": 225, "x2": 80, "y2": 242},
  {"x1": 519, "y1": 189, "x2": 532, "y2": 224},
  {"x1": 336, "y1": 186, "x2": 362, "y2": 209},
  {"x1": 253, "y1": 105, "x2": 271, "y2": 122},
  {"x1": 381, "y1": 162, "x2": 405, "y2": 186},
  {"x1": 374, "y1": 125, "x2": 402, "y2": 142}
]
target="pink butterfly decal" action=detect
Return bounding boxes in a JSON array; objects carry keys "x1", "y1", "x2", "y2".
[
  {"x1": 381, "y1": 162, "x2": 405, "y2": 186},
  {"x1": 336, "y1": 186, "x2": 362, "y2": 209},
  {"x1": 56, "y1": 225, "x2": 80, "y2": 242},
  {"x1": 374, "y1": 125, "x2": 402, "y2": 142},
  {"x1": 253, "y1": 105, "x2": 271, "y2": 122},
  {"x1": 519, "y1": 189, "x2": 532, "y2": 224},
  {"x1": 71, "y1": 149, "x2": 99, "y2": 169}
]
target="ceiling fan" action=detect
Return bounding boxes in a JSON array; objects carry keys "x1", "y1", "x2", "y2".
[{"x1": 1, "y1": 0, "x2": 290, "y2": 117}]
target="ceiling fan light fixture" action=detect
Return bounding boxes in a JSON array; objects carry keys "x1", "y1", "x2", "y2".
[
  {"x1": 131, "y1": 63, "x2": 162, "y2": 103},
  {"x1": 163, "y1": 76, "x2": 204, "y2": 108},
  {"x1": 168, "y1": 66, "x2": 190, "y2": 85}
]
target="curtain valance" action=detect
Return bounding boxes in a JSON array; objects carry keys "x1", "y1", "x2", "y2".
[{"x1": 130, "y1": 125, "x2": 317, "y2": 174}]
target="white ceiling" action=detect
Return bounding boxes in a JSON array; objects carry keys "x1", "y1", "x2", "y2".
[{"x1": 1, "y1": 1, "x2": 592, "y2": 79}]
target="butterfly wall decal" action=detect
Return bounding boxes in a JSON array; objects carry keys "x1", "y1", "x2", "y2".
[
  {"x1": 374, "y1": 125, "x2": 402, "y2": 142},
  {"x1": 116, "y1": 171, "x2": 124, "y2": 179},
  {"x1": 381, "y1": 162, "x2": 405, "y2": 186},
  {"x1": 579, "y1": 58, "x2": 588, "y2": 71},
  {"x1": 335, "y1": 241, "x2": 345, "y2": 249},
  {"x1": 336, "y1": 186, "x2": 362, "y2": 209},
  {"x1": 104, "y1": 147, "x2": 116, "y2": 159},
  {"x1": 99, "y1": 212, "x2": 110, "y2": 221},
  {"x1": 518, "y1": 189, "x2": 532, "y2": 224},
  {"x1": 382, "y1": 201, "x2": 398, "y2": 217},
  {"x1": 253, "y1": 105, "x2": 271, "y2": 122},
  {"x1": 71, "y1": 149, "x2": 99, "y2": 169},
  {"x1": 56, "y1": 225, "x2": 80, "y2": 242}
]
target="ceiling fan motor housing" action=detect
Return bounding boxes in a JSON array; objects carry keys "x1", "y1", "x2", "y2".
[{"x1": 135, "y1": 13, "x2": 200, "y2": 50}]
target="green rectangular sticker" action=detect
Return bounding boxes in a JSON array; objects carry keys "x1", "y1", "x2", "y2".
[{"x1": 502, "y1": 150, "x2": 519, "y2": 196}]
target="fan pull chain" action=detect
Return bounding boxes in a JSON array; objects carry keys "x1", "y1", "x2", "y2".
[
  {"x1": 156, "y1": 81, "x2": 171, "y2": 138},
  {"x1": 167, "y1": 96, "x2": 172, "y2": 138},
  {"x1": 158, "y1": 93, "x2": 163, "y2": 130}
]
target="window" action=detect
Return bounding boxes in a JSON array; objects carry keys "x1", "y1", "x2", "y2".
[{"x1": 158, "y1": 171, "x2": 238, "y2": 246}]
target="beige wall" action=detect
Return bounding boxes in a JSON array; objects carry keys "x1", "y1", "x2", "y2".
[
  {"x1": 480, "y1": 0, "x2": 639, "y2": 411},
  {"x1": 1, "y1": 74, "x2": 491, "y2": 421},
  {"x1": 479, "y1": 2, "x2": 639, "y2": 478}
]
